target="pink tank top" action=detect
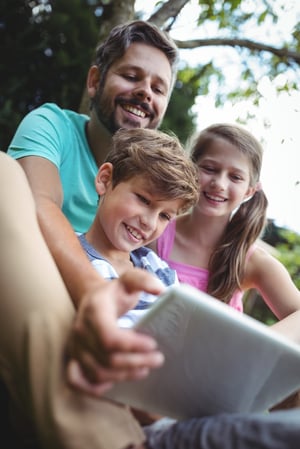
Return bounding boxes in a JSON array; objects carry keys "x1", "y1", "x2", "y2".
[{"x1": 156, "y1": 220, "x2": 247, "y2": 312}]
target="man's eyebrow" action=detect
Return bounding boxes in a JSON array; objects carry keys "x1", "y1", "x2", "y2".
[{"x1": 117, "y1": 64, "x2": 169, "y2": 88}]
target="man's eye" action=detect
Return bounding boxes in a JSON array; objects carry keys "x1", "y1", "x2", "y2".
[
  {"x1": 124, "y1": 74, "x2": 137, "y2": 81},
  {"x1": 153, "y1": 86, "x2": 165, "y2": 95}
]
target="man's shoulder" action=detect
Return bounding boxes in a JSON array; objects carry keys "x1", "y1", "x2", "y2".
[{"x1": 32, "y1": 102, "x2": 89, "y2": 126}]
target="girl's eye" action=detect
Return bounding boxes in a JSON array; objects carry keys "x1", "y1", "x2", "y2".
[
  {"x1": 231, "y1": 174, "x2": 243, "y2": 182},
  {"x1": 200, "y1": 165, "x2": 216, "y2": 173}
]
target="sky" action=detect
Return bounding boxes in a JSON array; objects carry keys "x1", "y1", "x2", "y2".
[{"x1": 135, "y1": 0, "x2": 300, "y2": 234}]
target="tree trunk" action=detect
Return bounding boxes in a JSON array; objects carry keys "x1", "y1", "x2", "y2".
[{"x1": 79, "y1": 0, "x2": 135, "y2": 114}]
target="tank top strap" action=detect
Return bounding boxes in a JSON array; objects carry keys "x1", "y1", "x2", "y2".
[{"x1": 156, "y1": 219, "x2": 177, "y2": 259}]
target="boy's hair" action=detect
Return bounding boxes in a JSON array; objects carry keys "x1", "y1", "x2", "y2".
[
  {"x1": 105, "y1": 128, "x2": 199, "y2": 214},
  {"x1": 190, "y1": 123, "x2": 268, "y2": 303},
  {"x1": 94, "y1": 20, "x2": 179, "y2": 94}
]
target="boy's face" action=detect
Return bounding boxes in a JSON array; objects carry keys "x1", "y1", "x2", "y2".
[
  {"x1": 95, "y1": 170, "x2": 183, "y2": 254},
  {"x1": 90, "y1": 42, "x2": 172, "y2": 134}
]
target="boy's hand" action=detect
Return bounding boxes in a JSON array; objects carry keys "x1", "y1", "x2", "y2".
[{"x1": 66, "y1": 268, "x2": 165, "y2": 396}]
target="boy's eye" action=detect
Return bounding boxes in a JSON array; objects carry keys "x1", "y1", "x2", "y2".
[
  {"x1": 136, "y1": 193, "x2": 150, "y2": 205},
  {"x1": 160, "y1": 212, "x2": 171, "y2": 221}
]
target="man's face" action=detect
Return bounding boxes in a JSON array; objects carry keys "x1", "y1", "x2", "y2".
[{"x1": 93, "y1": 42, "x2": 173, "y2": 133}]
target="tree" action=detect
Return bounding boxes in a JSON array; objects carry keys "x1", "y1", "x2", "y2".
[{"x1": 1, "y1": 0, "x2": 300, "y2": 148}]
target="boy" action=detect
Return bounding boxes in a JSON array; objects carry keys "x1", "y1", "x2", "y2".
[{"x1": 78, "y1": 127, "x2": 199, "y2": 329}]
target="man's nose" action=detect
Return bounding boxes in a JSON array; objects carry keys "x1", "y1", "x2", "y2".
[{"x1": 133, "y1": 79, "x2": 152, "y2": 102}]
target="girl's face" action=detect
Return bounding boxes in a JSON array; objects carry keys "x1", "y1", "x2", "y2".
[
  {"x1": 95, "y1": 165, "x2": 183, "y2": 253},
  {"x1": 195, "y1": 137, "x2": 255, "y2": 218}
]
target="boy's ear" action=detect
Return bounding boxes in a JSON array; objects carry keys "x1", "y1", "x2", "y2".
[
  {"x1": 86, "y1": 65, "x2": 100, "y2": 98},
  {"x1": 95, "y1": 163, "x2": 113, "y2": 195}
]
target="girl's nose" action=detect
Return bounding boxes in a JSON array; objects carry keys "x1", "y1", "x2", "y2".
[{"x1": 210, "y1": 174, "x2": 226, "y2": 190}]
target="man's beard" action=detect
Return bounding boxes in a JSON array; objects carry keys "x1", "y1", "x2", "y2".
[
  {"x1": 92, "y1": 86, "x2": 160, "y2": 134},
  {"x1": 92, "y1": 87, "x2": 120, "y2": 135}
]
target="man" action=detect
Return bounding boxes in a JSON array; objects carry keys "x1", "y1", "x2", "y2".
[
  {"x1": 8, "y1": 20, "x2": 178, "y2": 390},
  {"x1": 5, "y1": 20, "x2": 178, "y2": 449}
]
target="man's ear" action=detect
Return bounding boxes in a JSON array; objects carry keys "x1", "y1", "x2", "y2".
[
  {"x1": 95, "y1": 163, "x2": 113, "y2": 196},
  {"x1": 86, "y1": 65, "x2": 100, "y2": 98}
]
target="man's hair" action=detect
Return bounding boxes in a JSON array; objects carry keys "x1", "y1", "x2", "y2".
[
  {"x1": 105, "y1": 128, "x2": 199, "y2": 214},
  {"x1": 94, "y1": 20, "x2": 179, "y2": 93}
]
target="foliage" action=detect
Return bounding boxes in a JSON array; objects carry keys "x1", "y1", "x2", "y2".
[
  {"x1": 161, "y1": 65, "x2": 205, "y2": 144},
  {"x1": 0, "y1": 0, "x2": 99, "y2": 151},
  {"x1": 276, "y1": 229, "x2": 300, "y2": 290},
  {"x1": 1, "y1": 0, "x2": 300, "y2": 150},
  {"x1": 244, "y1": 223, "x2": 300, "y2": 324}
]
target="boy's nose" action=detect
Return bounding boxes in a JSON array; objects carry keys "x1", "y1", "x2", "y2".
[{"x1": 140, "y1": 212, "x2": 157, "y2": 231}]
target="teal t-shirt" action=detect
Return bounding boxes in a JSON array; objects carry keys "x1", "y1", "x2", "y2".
[{"x1": 8, "y1": 103, "x2": 98, "y2": 233}]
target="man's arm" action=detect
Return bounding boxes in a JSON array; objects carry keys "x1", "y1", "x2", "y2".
[{"x1": 18, "y1": 155, "x2": 101, "y2": 306}]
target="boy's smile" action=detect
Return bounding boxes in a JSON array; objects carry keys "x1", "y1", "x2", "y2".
[{"x1": 89, "y1": 174, "x2": 182, "y2": 262}]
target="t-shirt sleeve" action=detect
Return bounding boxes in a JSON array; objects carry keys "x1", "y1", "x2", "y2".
[{"x1": 7, "y1": 103, "x2": 70, "y2": 168}]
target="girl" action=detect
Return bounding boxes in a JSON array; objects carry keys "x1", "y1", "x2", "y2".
[{"x1": 150, "y1": 123, "x2": 300, "y2": 341}]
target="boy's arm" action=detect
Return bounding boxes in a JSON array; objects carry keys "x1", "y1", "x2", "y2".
[{"x1": 17, "y1": 156, "x2": 164, "y2": 388}]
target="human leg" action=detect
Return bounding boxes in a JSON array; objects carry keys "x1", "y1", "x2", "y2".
[
  {"x1": 143, "y1": 410, "x2": 300, "y2": 449},
  {"x1": 0, "y1": 152, "x2": 144, "y2": 449}
]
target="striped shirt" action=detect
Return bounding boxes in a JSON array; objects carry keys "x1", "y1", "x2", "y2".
[{"x1": 79, "y1": 234, "x2": 178, "y2": 328}]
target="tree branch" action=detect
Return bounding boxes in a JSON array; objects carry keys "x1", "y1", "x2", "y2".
[
  {"x1": 175, "y1": 37, "x2": 300, "y2": 65},
  {"x1": 149, "y1": 0, "x2": 190, "y2": 29}
]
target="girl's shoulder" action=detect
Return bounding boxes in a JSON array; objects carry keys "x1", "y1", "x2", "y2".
[
  {"x1": 248, "y1": 241, "x2": 279, "y2": 265},
  {"x1": 243, "y1": 242, "x2": 280, "y2": 287}
]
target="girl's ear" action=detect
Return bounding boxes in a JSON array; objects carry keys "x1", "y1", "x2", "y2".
[
  {"x1": 86, "y1": 65, "x2": 100, "y2": 98},
  {"x1": 95, "y1": 163, "x2": 113, "y2": 196},
  {"x1": 243, "y1": 185, "x2": 256, "y2": 202}
]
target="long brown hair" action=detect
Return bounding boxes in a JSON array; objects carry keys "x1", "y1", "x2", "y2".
[{"x1": 190, "y1": 123, "x2": 268, "y2": 303}]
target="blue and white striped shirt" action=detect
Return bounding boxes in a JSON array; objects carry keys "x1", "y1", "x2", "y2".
[{"x1": 79, "y1": 234, "x2": 178, "y2": 328}]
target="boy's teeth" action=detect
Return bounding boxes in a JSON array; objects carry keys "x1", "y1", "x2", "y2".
[{"x1": 126, "y1": 225, "x2": 142, "y2": 239}]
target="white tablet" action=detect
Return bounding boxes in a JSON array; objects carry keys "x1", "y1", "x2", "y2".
[{"x1": 105, "y1": 284, "x2": 300, "y2": 419}]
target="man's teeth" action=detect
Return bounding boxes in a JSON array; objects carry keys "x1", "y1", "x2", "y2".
[
  {"x1": 123, "y1": 105, "x2": 146, "y2": 118},
  {"x1": 126, "y1": 225, "x2": 142, "y2": 239}
]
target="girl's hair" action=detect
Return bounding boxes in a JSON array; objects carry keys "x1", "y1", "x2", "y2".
[
  {"x1": 190, "y1": 123, "x2": 268, "y2": 303},
  {"x1": 106, "y1": 128, "x2": 199, "y2": 214},
  {"x1": 94, "y1": 20, "x2": 179, "y2": 94}
]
